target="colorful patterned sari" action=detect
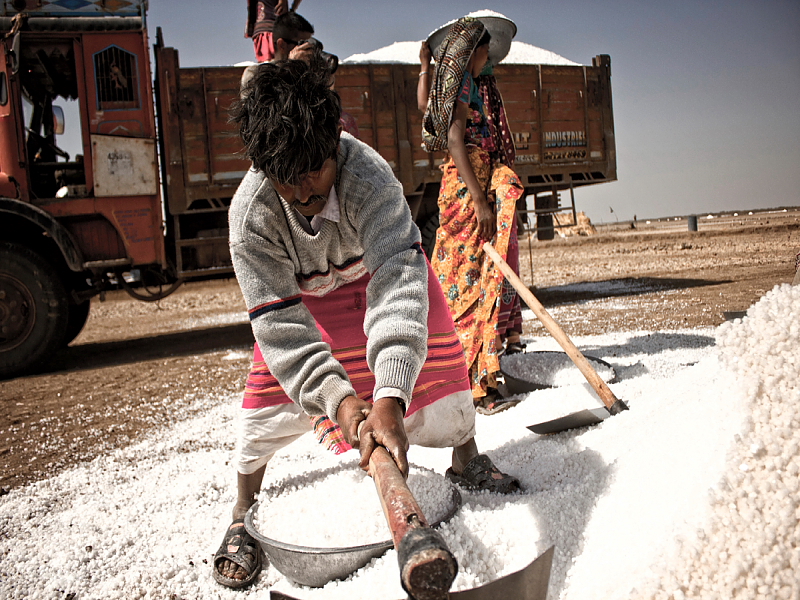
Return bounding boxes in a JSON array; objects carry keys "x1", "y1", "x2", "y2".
[
  {"x1": 477, "y1": 71, "x2": 523, "y2": 339},
  {"x1": 423, "y1": 15, "x2": 525, "y2": 398},
  {"x1": 431, "y1": 147, "x2": 523, "y2": 397}
]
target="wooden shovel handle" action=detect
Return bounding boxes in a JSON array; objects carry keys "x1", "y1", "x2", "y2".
[
  {"x1": 484, "y1": 242, "x2": 624, "y2": 412},
  {"x1": 369, "y1": 445, "x2": 429, "y2": 547},
  {"x1": 369, "y1": 446, "x2": 457, "y2": 599}
]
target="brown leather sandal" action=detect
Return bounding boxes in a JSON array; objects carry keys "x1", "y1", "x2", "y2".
[
  {"x1": 445, "y1": 454, "x2": 521, "y2": 494},
  {"x1": 212, "y1": 519, "x2": 265, "y2": 589}
]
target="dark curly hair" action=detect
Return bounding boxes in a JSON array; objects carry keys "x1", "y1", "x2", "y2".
[
  {"x1": 273, "y1": 11, "x2": 314, "y2": 41},
  {"x1": 231, "y1": 60, "x2": 341, "y2": 185}
]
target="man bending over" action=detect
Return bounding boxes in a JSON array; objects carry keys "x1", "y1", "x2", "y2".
[{"x1": 213, "y1": 60, "x2": 519, "y2": 589}]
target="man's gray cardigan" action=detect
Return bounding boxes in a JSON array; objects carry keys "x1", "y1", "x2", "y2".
[{"x1": 229, "y1": 133, "x2": 429, "y2": 423}]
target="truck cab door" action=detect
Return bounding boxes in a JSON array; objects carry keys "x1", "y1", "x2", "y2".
[
  {"x1": 78, "y1": 31, "x2": 159, "y2": 199},
  {"x1": 75, "y1": 29, "x2": 165, "y2": 268},
  {"x1": 0, "y1": 37, "x2": 27, "y2": 200}
]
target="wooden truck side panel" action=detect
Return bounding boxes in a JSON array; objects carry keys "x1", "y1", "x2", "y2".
[
  {"x1": 154, "y1": 47, "x2": 615, "y2": 277},
  {"x1": 333, "y1": 58, "x2": 616, "y2": 224},
  {"x1": 155, "y1": 42, "x2": 248, "y2": 277}
]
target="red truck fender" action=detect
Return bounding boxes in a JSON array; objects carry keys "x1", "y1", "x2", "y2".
[{"x1": 0, "y1": 197, "x2": 84, "y2": 272}]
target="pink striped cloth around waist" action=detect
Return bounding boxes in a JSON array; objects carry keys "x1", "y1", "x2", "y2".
[{"x1": 242, "y1": 263, "x2": 470, "y2": 417}]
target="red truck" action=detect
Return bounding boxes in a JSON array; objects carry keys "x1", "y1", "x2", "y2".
[{"x1": 0, "y1": 1, "x2": 615, "y2": 377}]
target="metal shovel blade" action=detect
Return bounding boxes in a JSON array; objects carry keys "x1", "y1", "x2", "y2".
[
  {"x1": 449, "y1": 545, "x2": 554, "y2": 599},
  {"x1": 527, "y1": 407, "x2": 611, "y2": 435},
  {"x1": 269, "y1": 545, "x2": 554, "y2": 600}
]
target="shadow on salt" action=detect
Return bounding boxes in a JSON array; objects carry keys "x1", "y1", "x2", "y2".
[{"x1": 580, "y1": 331, "x2": 715, "y2": 361}]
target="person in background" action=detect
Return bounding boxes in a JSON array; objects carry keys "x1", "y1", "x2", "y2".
[
  {"x1": 239, "y1": 12, "x2": 315, "y2": 95},
  {"x1": 241, "y1": 13, "x2": 360, "y2": 137},
  {"x1": 421, "y1": 17, "x2": 526, "y2": 415},
  {"x1": 213, "y1": 60, "x2": 519, "y2": 590},
  {"x1": 245, "y1": 0, "x2": 303, "y2": 63},
  {"x1": 268, "y1": 11, "x2": 315, "y2": 62},
  {"x1": 419, "y1": 32, "x2": 525, "y2": 363}
]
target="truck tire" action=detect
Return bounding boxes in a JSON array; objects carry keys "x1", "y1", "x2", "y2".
[
  {"x1": 62, "y1": 300, "x2": 90, "y2": 347},
  {"x1": 0, "y1": 242, "x2": 69, "y2": 378},
  {"x1": 420, "y1": 212, "x2": 440, "y2": 260}
]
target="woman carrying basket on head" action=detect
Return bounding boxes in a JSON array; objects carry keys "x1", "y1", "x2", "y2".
[{"x1": 422, "y1": 16, "x2": 525, "y2": 415}]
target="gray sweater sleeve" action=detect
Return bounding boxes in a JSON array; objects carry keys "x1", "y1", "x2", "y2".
[{"x1": 343, "y1": 170, "x2": 429, "y2": 407}]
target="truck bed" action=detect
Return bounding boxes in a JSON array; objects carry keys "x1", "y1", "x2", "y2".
[{"x1": 154, "y1": 41, "x2": 615, "y2": 277}]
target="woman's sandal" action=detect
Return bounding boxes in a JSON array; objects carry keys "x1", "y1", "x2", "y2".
[
  {"x1": 445, "y1": 454, "x2": 521, "y2": 494},
  {"x1": 504, "y1": 340, "x2": 527, "y2": 355},
  {"x1": 475, "y1": 388, "x2": 520, "y2": 415},
  {"x1": 212, "y1": 519, "x2": 265, "y2": 589}
]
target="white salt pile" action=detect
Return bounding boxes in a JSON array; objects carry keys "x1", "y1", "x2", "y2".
[
  {"x1": 501, "y1": 350, "x2": 615, "y2": 389},
  {"x1": 252, "y1": 464, "x2": 457, "y2": 547},
  {"x1": 341, "y1": 9, "x2": 579, "y2": 66},
  {"x1": 343, "y1": 40, "x2": 578, "y2": 66},
  {"x1": 342, "y1": 40, "x2": 423, "y2": 65},
  {"x1": 630, "y1": 283, "x2": 800, "y2": 599},
  {"x1": 502, "y1": 42, "x2": 580, "y2": 65}
]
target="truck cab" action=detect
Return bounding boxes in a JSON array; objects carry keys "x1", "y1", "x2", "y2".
[{"x1": 0, "y1": 1, "x2": 168, "y2": 376}]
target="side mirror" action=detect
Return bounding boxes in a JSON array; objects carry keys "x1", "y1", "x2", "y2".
[
  {"x1": 52, "y1": 105, "x2": 65, "y2": 135},
  {"x1": 10, "y1": 32, "x2": 20, "y2": 75}
]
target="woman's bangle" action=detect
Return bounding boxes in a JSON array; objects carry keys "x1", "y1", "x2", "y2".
[{"x1": 419, "y1": 71, "x2": 428, "y2": 77}]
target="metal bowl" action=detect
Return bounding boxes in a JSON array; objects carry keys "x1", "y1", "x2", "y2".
[
  {"x1": 244, "y1": 474, "x2": 462, "y2": 588},
  {"x1": 501, "y1": 351, "x2": 617, "y2": 396},
  {"x1": 426, "y1": 10, "x2": 518, "y2": 67}
]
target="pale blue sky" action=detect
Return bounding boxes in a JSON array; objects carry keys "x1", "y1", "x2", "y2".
[{"x1": 145, "y1": 0, "x2": 800, "y2": 223}]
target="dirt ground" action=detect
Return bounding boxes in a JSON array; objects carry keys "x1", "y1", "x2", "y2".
[{"x1": 1, "y1": 208, "x2": 798, "y2": 492}]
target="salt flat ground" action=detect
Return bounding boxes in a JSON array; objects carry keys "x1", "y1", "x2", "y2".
[{"x1": 1, "y1": 207, "x2": 797, "y2": 491}]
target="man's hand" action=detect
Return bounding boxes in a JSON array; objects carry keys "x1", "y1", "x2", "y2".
[
  {"x1": 337, "y1": 394, "x2": 372, "y2": 448},
  {"x1": 337, "y1": 396, "x2": 409, "y2": 477},
  {"x1": 288, "y1": 41, "x2": 315, "y2": 62}
]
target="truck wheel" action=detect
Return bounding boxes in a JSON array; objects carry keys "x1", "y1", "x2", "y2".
[
  {"x1": 62, "y1": 300, "x2": 90, "y2": 347},
  {"x1": 420, "y1": 213, "x2": 440, "y2": 260},
  {"x1": 0, "y1": 242, "x2": 69, "y2": 378}
]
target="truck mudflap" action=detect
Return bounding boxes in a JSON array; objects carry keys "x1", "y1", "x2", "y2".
[{"x1": 0, "y1": 197, "x2": 84, "y2": 271}]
